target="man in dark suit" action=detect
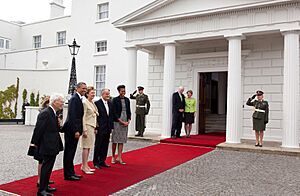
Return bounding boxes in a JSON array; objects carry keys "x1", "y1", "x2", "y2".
[
  {"x1": 32, "y1": 94, "x2": 64, "y2": 196},
  {"x1": 93, "y1": 88, "x2": 114, "y2": 168},
  {"x1": 171, "y1": 86, "x2": 185, "y2": 138},
  {"x1": 63, "y1": 82, "x2": 87, "y2": 181}
]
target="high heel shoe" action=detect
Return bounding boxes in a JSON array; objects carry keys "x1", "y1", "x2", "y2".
[
  {"x1": 81, "y1": 167, "x2": 94, "y2": 174},
  {"x1": 89, "y1": 168, "x2": 96, "y2": 172},
  {"x1": 116, "y1": 159, "x2": 126, "y2": 165},
  {"x1": 111, "y1": 158, "x2": 116, "y2": 164}
]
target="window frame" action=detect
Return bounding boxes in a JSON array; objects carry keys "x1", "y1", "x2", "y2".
[
  {"x1": 57, "y1": 31, "x2": 66, "y2": 45},
  {"x1": 33, "y1": 35, "x2": 42, "y2": 49},
  {"x1": 95, "y1": 40, "x2": 107, "y2": 53},
  {"x1": 94, "y1": 65, "x2": 106, "y2": 96},
  {"x1": 97, "y1": 2, "x2": 109, "y2": 20}
]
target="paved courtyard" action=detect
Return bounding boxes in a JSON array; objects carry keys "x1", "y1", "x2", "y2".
[{"x1": 1, "y1": 125, "x2": 300, "y2": 196}]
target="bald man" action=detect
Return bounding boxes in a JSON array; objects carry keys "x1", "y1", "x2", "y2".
[{"x1": 171, "y1": 87, "x2": 185, "y2": 138}]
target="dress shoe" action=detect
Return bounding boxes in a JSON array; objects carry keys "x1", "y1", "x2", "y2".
[
  {"x1": 46, "y1": 186, "x2": 57, "y2": 192},
  {"x1": 176, "y1": 136, "x2": 182, "y2": 138},
  {"x1": 171, "y1": 136, "x2": 176, "y2": 139},
  {"x1": 64, "y1": 175, "x2": 80, "y2": 181},
  {"x1": 135, "y1": 134, "x2": 141, "y2": 137},
  {"x1": 94, "y1": 165, "x2": 102, "y2": 169},
  {"x1": 100, "y1": 163, "x2": 111, "y2": 168},
  {"x1": 74, "y1": 174, "x2": 82, "y2": 178},
  {"x1": 37, "y1": 181, "x2": 54, "y2": 187},
  {"x1": 37, "y1": 190, "x2": 53, "y2": 196}
]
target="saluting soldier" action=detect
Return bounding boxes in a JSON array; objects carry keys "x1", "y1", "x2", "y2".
[
  {"x1": 130, "y1": 86, "x2": 150, "y2": 137},
  {"x1": 246, "y1": 90, "x2": 269, "y2": 147}
]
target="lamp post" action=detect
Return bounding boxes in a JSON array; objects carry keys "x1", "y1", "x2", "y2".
[{"x1": 67, "y1": 39, "x2": 80, "y2": 96}]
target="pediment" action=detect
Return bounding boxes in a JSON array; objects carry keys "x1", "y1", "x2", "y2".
[{"x1": 114, "y1": 0, "x2": 283, "y2": 28}]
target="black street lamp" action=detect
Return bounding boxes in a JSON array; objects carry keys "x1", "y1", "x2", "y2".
[{"x1": 67, "y1": 39, "x2": 80, "y2": 96}]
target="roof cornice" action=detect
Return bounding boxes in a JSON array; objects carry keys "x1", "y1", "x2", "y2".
[{"x1": 114, "y1": 0, "x2": 298, "y2": 29}]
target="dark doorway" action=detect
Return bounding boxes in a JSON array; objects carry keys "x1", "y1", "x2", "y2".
[{"x1": 198, "y1": 72, "x2": 227, "y2": 134}]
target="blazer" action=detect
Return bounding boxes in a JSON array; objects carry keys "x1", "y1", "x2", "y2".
[
  {"x1": 172, "y1": 92, "x2": 185, "y2": 114},
  {"x1": 95, "y1": 99, "x2": 114, "y2": 134},
  {"x1": 83, "y1": 100, "x2": 99, "y2": 130},
  {"x1": 112, "y1": 96, "x2": 131, "y2": 122},
  {"x1": 32, "y1": 107, "x2": 63, "y2": 156},
  {"x1": 62, "y1": 93, "x2": 84, "y2": 135}
]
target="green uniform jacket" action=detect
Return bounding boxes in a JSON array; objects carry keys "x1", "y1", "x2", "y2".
[
  {"x1": 246, "y1": 97, "x2": 269, "y2": 131},
  {"x1": 130, "y1": 93, "x2": 150, "y2": 115}
]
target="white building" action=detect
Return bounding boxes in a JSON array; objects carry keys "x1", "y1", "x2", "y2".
[
  {"x1": 0, "y1": 0, "x2": 151, "y2": 117},
  {"x1": 1, "y1": 0, "x2": 300, "y2": 148}
]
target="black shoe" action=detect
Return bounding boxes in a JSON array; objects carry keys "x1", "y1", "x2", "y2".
[
  {"x1": 64, "y1": 175, "x2": 80, "y2": 181},
  {"x1": 176, "y1": 136, "x2": 182, "y2": 138},
  {"x1": 100, "y1": 163, "x2": 110, "y2": 168},
  {"x1": 74, "y1": 174, "x2": 82, "y2": 178},
  {"x1": 171, "y1": 136, "x2": 176, "y2": 139},
  {"x1": 135, "y1": 134, "x2": 141, "y2": 137},
  {"x1": 259, "y1": 145, "x2": 263, "y2": 147},
  {"x1": 94, "y1": 165, "x2": 102, "y2": 169},
  {"x1": 46, "y1": 186, "x2": 56, "y2": 192},
  {"x1": 37, "y1": 190, "x2": 53, "y2": 196},
  {"x1": 37, "y1": 180, "x2": 54, "y2": 187},
  {"x1": 255, "y1": 144, "x2": 259, "y2": 147}
]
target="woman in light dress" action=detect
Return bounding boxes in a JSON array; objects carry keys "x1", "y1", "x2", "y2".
[{"x1": 81, "y1": 86, "x2": 99, "y2": 174}]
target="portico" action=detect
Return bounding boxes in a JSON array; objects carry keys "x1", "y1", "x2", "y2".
[{"x1": 115, "y1": 0, "x2": 300, "y2": 147}]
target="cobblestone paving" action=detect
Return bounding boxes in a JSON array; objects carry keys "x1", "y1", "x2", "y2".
[
  {"x1": 0, "y1": 125, "x2": 153, "y2": 185},
  {"x1": 114, "y1": 149, "x2": 300, "y2": 196}
]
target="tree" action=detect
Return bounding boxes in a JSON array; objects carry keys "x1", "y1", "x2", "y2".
[
  {"x1": 22, "y1": 89, "x2": 27, "y2": 103},
  {"x1": 35, "y1": 91, "x2": 40, "y2": 107},
  {"x1": 30, "y1": 92, "x2": 35, "y2": 106}
]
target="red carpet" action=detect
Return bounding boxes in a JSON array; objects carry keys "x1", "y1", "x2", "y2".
[
  {"x1": 0, "y1": 144, "x2": 213, "y2": 196},
  {"x1": 160, "y1": 132, "x2": 226, "y2": 148}
]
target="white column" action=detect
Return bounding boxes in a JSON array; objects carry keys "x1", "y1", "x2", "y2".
[
  {"x1": 161, "y1": 43, "x2": 176, "y2": 138},
  {"x1": 127, "y1": 47, "x2": 137, "y2": 136},
  {"x1": 282, "y1": 31, "x2": 300, "y2": 148},
  {"x1": 226, "y1": 36, "x2": 244, "y2": 143}
]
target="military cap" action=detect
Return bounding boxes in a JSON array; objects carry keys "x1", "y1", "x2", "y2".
[
  {"x1": 137, "y1": 86, "x2": 144, "y2": 90},
  {"x1": 256, "y1": 90, "x2": 264, "y2": 96}
]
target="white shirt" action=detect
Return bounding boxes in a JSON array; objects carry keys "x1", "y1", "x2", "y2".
[
  {"x1": 101, "y1": 97, "x2": 109, "y2": 115},
  {"x1": 49, "y1": 105, "x2": 56, "y2": 117},
  {"x1": 76, "y1": 92, "x2": 83, "y2": 100}
]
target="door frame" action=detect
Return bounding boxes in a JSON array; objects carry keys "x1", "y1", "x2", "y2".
[{"x1": 192, "y1": 67, "x2": 228, "y2": 135}]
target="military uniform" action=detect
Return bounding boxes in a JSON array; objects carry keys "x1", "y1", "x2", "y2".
[
  {"x1": 130, "y1": 87, "x2": 150, "y2": 137},
  {"x1": 246, "y1": 93, "x2": 269, "y2": 131}
]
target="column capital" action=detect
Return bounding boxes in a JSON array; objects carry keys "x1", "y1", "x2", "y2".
[
  {"x1": 281, "y1": 29, "x2": 300, "y2": 36},
  {"x1": 160, "y1": 41, "x2": 176, "y2": 46},
  {"x1": 224, "y1": 34, "x2": 246, "y2": 40}
]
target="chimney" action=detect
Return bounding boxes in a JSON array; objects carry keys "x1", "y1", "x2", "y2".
[{"x1": 50, "y1": 0, "x2": 65, "y2": 18}]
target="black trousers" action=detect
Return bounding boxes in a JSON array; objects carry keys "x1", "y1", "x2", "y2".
[
  {"x1": 38, "y1": 154, "x2": 56, "y2": 192},
  {"x1": 93, "y1": 132, "x2": 110, "y2": 166},
  {"x1": 171, "y1": 112, "x2": 184, "y2": 137},
  {"x1": 136, "y1": 114, "x2": 146, "y2": 134},
  {"x1": 63, "y1": 133, "x2": 79, "y2": 177}
]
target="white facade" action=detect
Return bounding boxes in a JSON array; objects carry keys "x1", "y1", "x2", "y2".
[
  {"x1": 115, "y1": 0, "x2": 300, "y2": 147},
  {"x1": 0, "y1": 0, "x2": 152, "y2": 119}
]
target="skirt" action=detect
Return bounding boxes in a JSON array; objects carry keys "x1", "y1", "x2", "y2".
[
  {"x1": 80, "y1": 124, "x2": 96, "y2": 148},
  {"x1": 253, "y1": 118, "x2": 266, "y2": 131},
  {"x1": 184, "y1": 112, "x2": 195, "y2": 124}
]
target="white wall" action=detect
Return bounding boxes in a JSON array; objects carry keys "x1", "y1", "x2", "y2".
[{"x1": 0, "y1": 19, "x2": 21, "y2": 51}]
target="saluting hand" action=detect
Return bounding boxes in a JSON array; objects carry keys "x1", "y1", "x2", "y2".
[{"x1": 251, "y1": 94, "x2": 256, "y2": 99}]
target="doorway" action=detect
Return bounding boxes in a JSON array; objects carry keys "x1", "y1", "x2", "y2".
[{"x1": 198, "y1": 72, "x2": 227, "y2": 134}]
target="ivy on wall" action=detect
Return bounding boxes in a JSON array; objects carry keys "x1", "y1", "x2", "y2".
[{"x1": 0, "y1": 78, "x2": 20, "y2": 119}]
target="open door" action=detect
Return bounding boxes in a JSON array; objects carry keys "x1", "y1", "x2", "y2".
[{"x1": 198, "y1": 73, "x2": 206, "y2": 134}]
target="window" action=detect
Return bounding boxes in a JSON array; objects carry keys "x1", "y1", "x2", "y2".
[
  {"x1": 95, "y1": 65, "x2": 106, "y2": 96},
  {"x1": 33, "y1": 35, "x2": 42, "y2": 48},
  {"x1": 5, "y1": 40, "x2": 9, "y2": 49},
  {"x1": 97, "y1": 3, "x2": 109, "y2": 20},
  {"x1": 96, "y1": 41, "x2": 107, "y2": 53},
  {"x1": 0, "y1": 39, "x2": 4, "y2": 48},
  {"x1": 57, "y1": 31, "x2": 66, "y2": 45}
]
